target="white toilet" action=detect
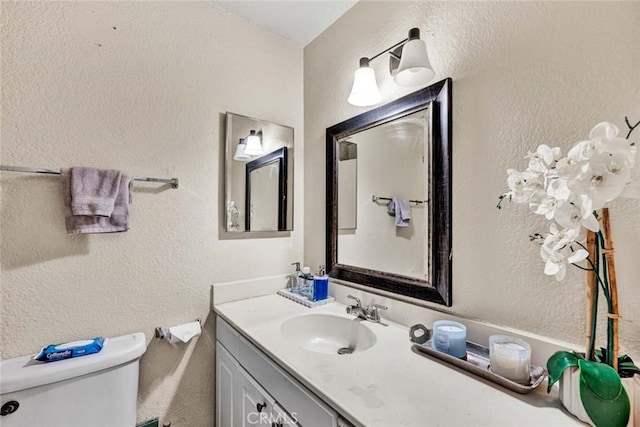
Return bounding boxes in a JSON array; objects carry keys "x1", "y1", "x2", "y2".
[{"x1": 0, "y1": 332, "x2": 147, "y2": 427}]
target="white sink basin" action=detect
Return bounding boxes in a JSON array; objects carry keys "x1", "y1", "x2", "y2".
[{"x1": 280, "y1": 313, "x2": 377, "y2": 355}]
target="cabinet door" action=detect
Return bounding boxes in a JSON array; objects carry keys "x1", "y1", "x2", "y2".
[
  {"x1": 237, "y1": 367, "x2": 276, "y2": 426},
  {"x1": 216, "y1": 342, "x2": 240, "y2": 427},
  {"x1": 272, "y1": 405, "x2": 299, "y2": 427},
  {"x1": 238, "y1": 336, "x2": 338, "y2": 427}
]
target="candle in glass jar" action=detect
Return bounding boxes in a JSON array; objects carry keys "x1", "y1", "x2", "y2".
[
  {"x1": 489, "y1": 335, "x2": 531, "y2": 384},
  {"x1": 431, "y1": 320, "x2": 467, "y2": 358}
]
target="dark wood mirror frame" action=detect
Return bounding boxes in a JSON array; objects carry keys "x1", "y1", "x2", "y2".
[
  {"x1": 245, "y1": 147, "x2": 288, "y2": 231},
  {"x1": 326, "y1": 78, "x2": 452, "y2": 306}
]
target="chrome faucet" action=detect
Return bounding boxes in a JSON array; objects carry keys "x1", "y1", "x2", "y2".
[
  {"x1": 346, "y1": 295, "x2": 388, "y2": 324},
  {"x1": 368, "y1": 304, "x2": 388, "y2": 323},
  {"x1": 346, "y1": 295, "x2": 366, "y2": 318}
]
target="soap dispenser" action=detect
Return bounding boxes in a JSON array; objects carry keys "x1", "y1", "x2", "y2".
[
  {"x1": 290, "y1": 262, "x2": 301, "y2": 291},
  {"x1": 312, "y1": 265, "x2": 329, "y2": 302}
]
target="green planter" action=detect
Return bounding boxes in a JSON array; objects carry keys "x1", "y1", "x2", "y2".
[{"x1": 549, "y1": 351, "x2": 632, "y2": 426}]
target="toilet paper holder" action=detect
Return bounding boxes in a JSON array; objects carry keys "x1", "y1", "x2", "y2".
[{"x1": 155, "y1": 319, "x2": 201, "y2": 340}]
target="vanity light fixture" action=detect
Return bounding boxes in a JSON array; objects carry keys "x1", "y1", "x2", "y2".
[
  {"x1": 348, "y1": 58, "x2": 382, "y2": 107},
  {"x1": 347, "y1": 28, "x2": 435, "y2": 107},
  {"x1": 233, "y1": 138, "x2": 251, "y2": 161},
  {"x1": 243, "y1": 130, "x2": 264, "y2": 156}
]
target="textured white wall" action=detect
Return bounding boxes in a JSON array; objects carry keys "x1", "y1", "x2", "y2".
[
  {"x1": 0, "y1": 1, "x2": 303, "y2": 425},
  {"x1": 305, "y1": 1, "x2": 640, "y2": 356}
]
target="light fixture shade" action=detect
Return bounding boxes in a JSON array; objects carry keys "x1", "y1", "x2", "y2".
[
  {"x1": 243, "y1": 130, "x2": 264, "y2": 155},
  {"x1": 234, "y1": 138, "x2": 251, "y2": 161},
  {"x1": 394, "y1": 38, "x2": 435, "y2": 87},
  {"x1": 348, "y1": 61, "x2": 381, "y2": 107}
]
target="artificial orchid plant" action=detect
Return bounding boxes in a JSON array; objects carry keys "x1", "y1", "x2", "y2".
[
  {"x1": 499, "y1": 118, "x2": 640, "y2": 427},
  {"x1": 227, "y1": 201, "x2": 241, "y2": 231}
]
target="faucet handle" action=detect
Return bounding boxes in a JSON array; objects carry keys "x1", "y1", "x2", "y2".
[
  {"x1": 347, "y1": 295, "x2": 361, "y2": 307},
  {"x1": 368, "y1": 304, "x2": 388, "y2": 322}
]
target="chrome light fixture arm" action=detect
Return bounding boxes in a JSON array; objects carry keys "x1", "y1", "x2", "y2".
[{"x1": 348, "y1": 28, "x2": 434, "y2": 107}]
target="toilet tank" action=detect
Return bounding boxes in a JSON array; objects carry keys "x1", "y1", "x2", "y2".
[{"x1": 0, "y1": 332, "x2": 146, "y2": 427}]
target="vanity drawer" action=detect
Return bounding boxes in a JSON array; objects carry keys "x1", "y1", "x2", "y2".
[{"x1": 238, "y1": 336, "x2": 338, "y2": 427}]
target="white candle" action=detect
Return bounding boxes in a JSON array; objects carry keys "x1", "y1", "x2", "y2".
[{"x1": 489, "y1": 335, "x2": 531, "y2": 384}]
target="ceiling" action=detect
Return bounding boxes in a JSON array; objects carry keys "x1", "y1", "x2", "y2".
[{"x1": 212, "y1": 1, "x2": 359, "y2": 47}]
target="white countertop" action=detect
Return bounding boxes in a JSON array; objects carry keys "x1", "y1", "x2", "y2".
[{"x1": 214, "y1": 294, "x2": 582, "y2": 427}]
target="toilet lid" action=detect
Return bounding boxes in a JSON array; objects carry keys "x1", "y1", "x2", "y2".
[{"x1": 0, "y1": 332, "x2": 146, "y2": 394}]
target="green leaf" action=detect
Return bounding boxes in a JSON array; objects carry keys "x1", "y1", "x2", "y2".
[
  {"x1": 618, "y1": 354, "x2": 640, "y2": 378},
  {"x1": 578, "y1": 359, "x2": 630, "y2": 427},
  {"x1": 547, "y1": 351, "x2": 579, "y2": 393}
]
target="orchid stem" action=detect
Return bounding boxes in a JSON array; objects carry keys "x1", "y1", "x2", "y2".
[
  {"x1": 575, "y1": 242, "x2": 611, "y2": 301},
  {"x1": 625, "y1": 116, "x2": 640, "y2": 139},
  {"x1": 589, "y1": 268, "x2": 599, "y2": 361},
  {"x1": 583, "y1": 255, "x2": 611, "y2": 303},
  {"x1": 597, "y1": 231, "x2": 615, "y2": 367}
]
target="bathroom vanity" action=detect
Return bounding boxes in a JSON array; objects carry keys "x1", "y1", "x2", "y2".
[
  {"x1": 214, "y1": 294, "x2": 582, "y2": 427},
  {"x1": 216, "y1": 318, "x2": 339, "y2": 426}
]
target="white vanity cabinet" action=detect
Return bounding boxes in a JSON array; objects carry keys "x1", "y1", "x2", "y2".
[
  {"x1": 237, "y1": 364, "x2": 277, "y2": 426},
  {"x1": 216, "y1": 317, "x2": 340, "y2": 427},
  {"x1": 216, "y1": 342, "x2": 240, "y2": 427}
]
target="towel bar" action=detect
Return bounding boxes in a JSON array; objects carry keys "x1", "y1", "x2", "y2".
[
  {"x1": 371, "y1": 195, "x2": 428, "y2": 204},
  {"x1": 0, "y1": 164, "x2": 179, "y2": 189}
]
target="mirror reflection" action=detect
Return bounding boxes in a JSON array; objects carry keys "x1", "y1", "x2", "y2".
[
  {"x1": 326, "y1": 79, "x2": 452, "y2": 306},
  {"x1": 246, "y1": 147, "x2": 287, "y2": 231},
  {"x1": 337, "y1": 109, "x2": 430, "y2": 280},
  {"x1": 225, "y1": 112, "x2": 294, "y2": 233},
  {"x1": 338, "y1": 140, "x2": 357, "y2": 230}
]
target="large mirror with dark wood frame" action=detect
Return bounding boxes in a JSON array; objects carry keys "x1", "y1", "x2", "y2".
[{"x1": 326, "y1": 78, "x2": 452, "y2": 306}]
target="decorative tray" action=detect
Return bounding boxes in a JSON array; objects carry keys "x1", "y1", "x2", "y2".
[
  {"x1": 412, "y1": 340, "x2": 547, "y2": 394},
  {"x1": 277, "y1": 289, "x2": 335, "y2": 308}
]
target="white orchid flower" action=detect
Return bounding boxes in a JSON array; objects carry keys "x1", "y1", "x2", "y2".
[
  {"x1": 505, "y1": 169, "x2": 541, "y2": 203},
  {"x1": 542, "y1": 223, "x2": 581, "y2": 251},
  {"x1": 556, "y1": 157, "x2": 590, "y2": 181},
  {"x1": 527, "y1": 144, "x2": 562, "y2": 174},
  {"x1": 590, "y1": 122, "x2": 619, "y2": 140},
  {"x1": 529, "y1": 190, "x2": 560, "y2": 219},
  {"x1": 568, "y1": 139, "x2": 599, "y2": 162},
  {"x1": 589, "y1": 122, "x2": 634, "y2": 158},
  {"x1": 539, "y1": 224, "x2": 589, "y2": 281},
  {"x1": 540, "y1": 243, "x2": 589, "y2": 281},
  {"x1": 568, "y1": 162, "x2": 631, "y2": 210},
  {"x1": 570, "y1": 121, "x2": 635, "y2": 167},
  {"x1": 553, "y1": 200, "x2": 600, "y2": 232},
  {"x1": 592, "y1": 125, "x2": 636, "y2": 194},
  {"x1": 619, "y1": 136, "x2": 639, "y2": 199},
  {"x1": 500, "y1": 120, "x2": 638, "y2": 283},
  {"x1": 546, "y1": 178, "x2": 572, "y2": 201},
  {"x1": 563, "y1": 122, "x2": 635, "y2": 207}
]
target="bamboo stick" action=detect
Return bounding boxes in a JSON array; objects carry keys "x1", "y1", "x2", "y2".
[
  {"x1": 601, "y1": 208, "x2": 619, "y2": 371},
  {"x1": 586, "y1": 229, "x2": 597, "y2": 361}
]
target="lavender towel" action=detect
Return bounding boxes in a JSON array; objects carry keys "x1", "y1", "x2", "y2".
[
  {"x1": 62, "y1": 168, "x2": 132, "y2": 234},
  {"x1": 70, "y1": 167, "x2": 122, "y2": 216},
  {"x1": 387, "y1": 197, "x2": 411, "y2": 227}
]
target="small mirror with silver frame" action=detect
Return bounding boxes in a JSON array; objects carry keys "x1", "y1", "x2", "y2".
[{"x1": 223, "y1": 112, "x2": 294, "y2": 236}]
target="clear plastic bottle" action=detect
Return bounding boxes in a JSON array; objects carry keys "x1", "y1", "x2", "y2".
[{"x1": 299, "y1": 266, "x2": 313, "y2": 298}]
